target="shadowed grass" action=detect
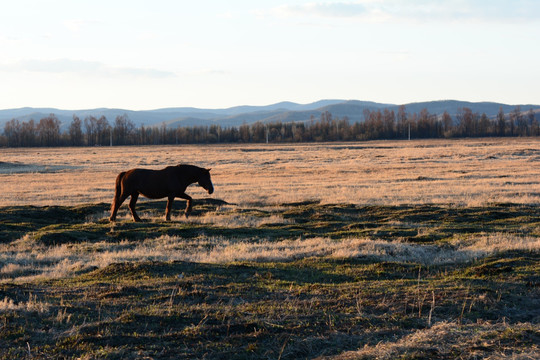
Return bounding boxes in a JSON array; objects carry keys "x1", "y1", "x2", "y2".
[
  {"x1": 2, "y1": 201, "x2": 538, "y2": 245},
  {"x1": 1, "y1": 255, "x2": 538, "y2": 359}
]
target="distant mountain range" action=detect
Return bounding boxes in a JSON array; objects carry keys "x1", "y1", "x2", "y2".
[{"x1": 1, "y1": 100, "x2": 539, "y2": 131}]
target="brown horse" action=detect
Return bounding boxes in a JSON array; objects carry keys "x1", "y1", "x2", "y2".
[{"x1": 109, "y1": 164, "x2": 213, "y2": 222}]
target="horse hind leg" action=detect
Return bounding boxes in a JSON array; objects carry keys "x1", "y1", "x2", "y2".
[
  {"x1": 110, "y1": 192, "x2": 128, "y2": 222},
  {"x1": 110, "y1": 171, "x2": 128, "y2": 222},
  {"x1": 128, "y1": 193, "x2": 142, "y2": 222}
]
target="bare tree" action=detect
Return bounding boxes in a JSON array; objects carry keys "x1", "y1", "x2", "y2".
[
  {"x1": 84, "y1": 116, "x2": 97, "y2": 146},
  {"x1": 21, "y1": 119, "x2": 36, "y2": 147},
  {"x1": 113, "y1": 114, "x2": 135, "y2": 145},
  {"x1": 3, "y1": 119, "x2": 22, "y2": 147},
  {"x1": 456, "y1": 108, "x2": 475, "y2": 136},
  {"x1": 397, "y1": 105, "x2": 407, "y2": 139},
  {"x1": 239, "y1": 123, "x2": 250, "y2": 143},
  {"x1": 479, "y1": 113, "x2": 490, "y2": 136},
  {"x1": 528, "y1": 109, "x2": 539, "y2": 136},
  {"x1": 96, "y1": 116, "x2": 110, "y2": 145},
  {"x1": 383, "y1": 109, "x2": 395, "y2": 138},
  {"x1": 497, "y1": 107, "x2": 506, "y2": 136},
  {"x1": 69, "y1": 115, "x2": 83, "y2": 146},
  {"x1": 512, "y1": 106, "x2": 527, "y2": 136},
  {"x1": 37, "y1": 114, "x2": 61, "y2": 146},
  {"x1": 441, "y1": 111, "x2": 453, "y2": 137}
]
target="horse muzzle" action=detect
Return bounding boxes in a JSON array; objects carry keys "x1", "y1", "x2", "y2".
[{"x1": 207, "y1": 187, "x2": 214, "y2": 195}]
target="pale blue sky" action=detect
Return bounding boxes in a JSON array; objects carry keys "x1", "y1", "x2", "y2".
[{"x1": 1, "y1": 0, "x2": 539, "y2": 110}]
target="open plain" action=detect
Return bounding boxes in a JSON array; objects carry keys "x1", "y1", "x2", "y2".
[{"x1": 0, "y1": 138, "x2": 539, "y2": 359}]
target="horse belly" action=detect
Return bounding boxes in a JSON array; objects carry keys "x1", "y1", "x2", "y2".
[
  {"x1": 138, "y1": 190, "x2": 167, "y2": 199},
  {"x1": 124, "y1": 169, "x2": 173, "y2": 199},
  {"x1": 137, "y1": 183, "x2": 171, "y2": 199}
]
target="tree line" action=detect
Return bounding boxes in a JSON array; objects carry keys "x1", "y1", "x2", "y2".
[{"x1": 1, "y1": 106, "x2": 538, "y2": 147}]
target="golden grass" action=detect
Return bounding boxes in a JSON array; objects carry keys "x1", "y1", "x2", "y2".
[
  {"x1": 2, "y1": 230, "x2": 538, "y2": 284},
  {"x1": 0, "y1": 138, "x2": 538, "y2": 207},
  {"x1": 0, "y1": 293, "x2": 50, "y2": 313},
  {"x1": 330, "y1": 321, "x2": 539, "y2": 360}
]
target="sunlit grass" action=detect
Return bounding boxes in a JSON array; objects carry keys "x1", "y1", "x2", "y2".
[
  {"x1": 2, "y1": 230, "x2": 538, "y2": 284},
  {"x1": 0, "y1": 138, "x2": 538, "y2": 207},
  {"x1": 332, "y1": 321, "x2": 539, "y2": 360}
]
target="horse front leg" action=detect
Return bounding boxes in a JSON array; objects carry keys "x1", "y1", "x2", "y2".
[
  {"x1": 178, "y1": 193, "x2": 193, "y2": 218},
  {"x1": 165, "y1": 196, "x2": 174, "y2": 221}
]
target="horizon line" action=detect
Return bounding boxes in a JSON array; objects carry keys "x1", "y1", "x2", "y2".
[{"x1": 2, "y1": 98, "x2": 540, "y2": 113}]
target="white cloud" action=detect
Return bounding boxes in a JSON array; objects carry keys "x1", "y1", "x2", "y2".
[
  {"x1": 216, "y1": 11, "x2": 234, "y2": 19},
  {"x1": 271, "y1": 2, "x2": 367, "y2": 18},
  {"x1": 1, "y1": 59, "x2": 176, "y2": 79},
  {"x1": 257, "y1": 1, "x2": 540, "y2": 23},
  {"x1": 190, "y1": 69, "x2": 229, "y2": 76},
  {"x1": 63, "y1": 19, "x2": 104, "y2": 33}
]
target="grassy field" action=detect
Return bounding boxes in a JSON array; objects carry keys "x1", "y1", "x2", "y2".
[
  {"x1": 0, "y1": 138, "x2": 539, "y2": 359},
  {"x1": 1, "y1": 138, "x2": 539, "y2": 207}
]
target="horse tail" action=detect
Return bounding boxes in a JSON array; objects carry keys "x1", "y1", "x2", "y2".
[{"x1": 111, "y1": 171, "x2": 127, "y2": 213}]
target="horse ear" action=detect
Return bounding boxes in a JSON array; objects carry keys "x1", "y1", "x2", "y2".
[{"x1": 206, "y1": 168, "x2": 212, "y2": 172}]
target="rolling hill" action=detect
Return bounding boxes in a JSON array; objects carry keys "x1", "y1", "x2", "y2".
[{"x1": 1, "y1": 100, "x2": 538, "y2": 131}]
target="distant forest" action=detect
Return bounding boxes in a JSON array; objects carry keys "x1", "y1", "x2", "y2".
[{"x1": 1, "y1": 105, "x2": 538, "y2": 147}]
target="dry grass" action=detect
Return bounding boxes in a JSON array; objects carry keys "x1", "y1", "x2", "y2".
[
  {"x1": 0, "y1": 293, "x2": 50, "y2": 313},
  {"x1": 173, "y1": 205, "x2": 295, "y2": 228},
  {"x1": 0, "y1": 138, "x2": 538, "y2": 207},
  {"x1": 2, "y1": 231, "x2": 538, "y2": 284},
  {"x1": 1, "y1": 138, "x2": 538, "y2": 283},
  {"x1": 327, "y1": 321, "x2": 539, "y2": 360}
]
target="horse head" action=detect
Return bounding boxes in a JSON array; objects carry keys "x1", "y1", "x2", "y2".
[{"x1": 198, "y1": 168, "x2": 214, "y2": 194}]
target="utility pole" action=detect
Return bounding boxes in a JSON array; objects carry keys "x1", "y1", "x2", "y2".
[{"x1": 408, "y1": 122, "x2": 411, "y2": 140}]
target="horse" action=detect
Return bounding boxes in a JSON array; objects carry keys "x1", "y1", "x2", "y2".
[{"x1": 109, "y1": 164, "x2": 213, "y2": 222}]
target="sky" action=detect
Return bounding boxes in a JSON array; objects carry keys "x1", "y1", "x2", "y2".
[{"x1": 0, "y1": 0, "x2": 539, "y2": 110}]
